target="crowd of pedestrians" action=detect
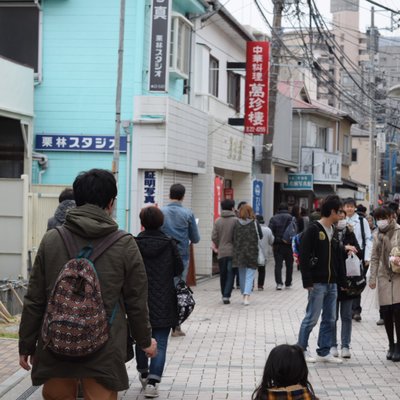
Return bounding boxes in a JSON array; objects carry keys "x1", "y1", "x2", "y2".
[{"x1": 18, "y1": 167, "x2": 400, "y2": 399}]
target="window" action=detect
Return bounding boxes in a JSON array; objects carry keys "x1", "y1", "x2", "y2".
[
  {"x1": 0, "y1": 3, "x2": 41, "y2": 77},
  {"x1": 343, "y1": 135, "x2": 350, "y2": 155},
  {"x1": 351, "y1": 148, "x2": 357, "y2": 162},
  {"x1": 317, "y1": 127, "x2": 328, "y2": 150},
  {"x1": 169, "y1": 13, "x2": 192, "y2": 79},
  {"x1": 227, "y1": 71, "x2": 240, "y2": 112},
  {"x1": 209, "y1": 56, "x2": 219, "y2": 97}
]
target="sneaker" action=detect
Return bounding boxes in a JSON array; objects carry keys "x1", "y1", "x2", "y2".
[
  {"x1": 258, "y1": 286, "x2": 264, "y2": 291},
  {"x1": 139, "y1": 374, "x2": 148, "y2": 390},
  {"x1": 276, "y1": 284, "x2": 283, "y2": 290},
  {"x1": 304, "y1": 350, "x2": 316, "y2": 363},
  {"x1": 222, "y1": 297, "x2": 230, "y2": 304},
  {"x1": 243, "y1": 295, "x2": 250, "y2": 306},
  {"x1": 352, "y1": 313, "x2": 362, "y2": 322},
  {"x1": 316, "y1": 353, "x2": 343, "y2": 364},
  {"x1": 377, "y1": 318, "x2": 384, "y2": 326},
  {"x1": 330, "y1": 346, "x2": 339, "y2": 357},
  {"x1": 171, "y1": 326, "x2": 186, "y2": 337},
  {"x1": 341, "y1": 347, "x2": 351, "y2": 359},
  {"x1": 144, "y1": 383, "x2": 159, "y2": 398},
  {"x1": 285, "y1": 284, "x2": 292, "y2": 289}
]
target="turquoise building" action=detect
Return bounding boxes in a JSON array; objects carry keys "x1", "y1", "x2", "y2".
[{"x1": 32, "y1": 0, "x2": 206, "y2": 227}]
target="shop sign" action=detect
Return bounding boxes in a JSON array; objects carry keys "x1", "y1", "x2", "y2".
[
  {"x1": 283, "y1": 174, "x2": 313, "y2": 191},
  {"x1": 244, "y1": 41, "x2": 270, "y2": 135},
  {"x1": 35, "y1": 134, "x2": 127, "y2": 152},
  {"x1": 144, "y1": 171, "x2": 156, "y2": 204},
  {"x1": 252, "y1": 179, "x2": 263, "y2": 216},
  {"x1": 214, "y1": 176, "x2": 223, "y2": 221},
  {"x1": 148, "y1": 0, "x2": 171, "y2": 92}
]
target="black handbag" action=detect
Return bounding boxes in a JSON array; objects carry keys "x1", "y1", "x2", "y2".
[{"x1": 176, "y1": 280, "x2": 195, "y2": 325}]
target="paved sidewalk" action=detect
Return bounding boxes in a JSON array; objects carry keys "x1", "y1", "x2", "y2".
[{"x1": 2, "y1": 265, "x2": 400, "y2": 399}]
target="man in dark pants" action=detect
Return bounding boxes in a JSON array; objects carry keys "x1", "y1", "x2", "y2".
[{"x1": 269, "y1": 203, "x2": 294, "y2": 290}]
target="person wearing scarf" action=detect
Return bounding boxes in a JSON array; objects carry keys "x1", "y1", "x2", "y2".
[{"x1": 369, "y1": 206, "x2": 400, "y2": 361}]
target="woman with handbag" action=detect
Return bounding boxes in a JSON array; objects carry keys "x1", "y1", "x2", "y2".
[
  {"x1": 369, "y1": 206, "x2": 400, "y2": 361},
  {"x1": 233, "y1": 204, "x2": 262, "y2": 305},
  {"x1": 135, "y1": 206, "x2": 184, "y2": 397},
  {"x1": 331, "y1": 210, "x2": 362, "y2": 360}
]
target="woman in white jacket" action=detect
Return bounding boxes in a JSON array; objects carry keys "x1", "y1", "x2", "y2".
[{"x1": 256, "y1": 215, "x2": 274, "y2": 290}]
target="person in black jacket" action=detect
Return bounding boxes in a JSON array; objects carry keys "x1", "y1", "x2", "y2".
[
  {"x1": 331, "y1": 211, "x2": 362, "y2": 360},
  {"x1": 135, "y1": 206, "x2": 184, "y2": 398},
  {"x1": 297, "y1": 195, "x2": 344, "y2": 364},
  {"x1": 269, "y1": 203, "x2": 294, "y2": 290}
]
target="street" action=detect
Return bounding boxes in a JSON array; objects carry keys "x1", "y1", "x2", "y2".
[{"x1": 3, "y1": 262, "x2": 400, "y2": 400}]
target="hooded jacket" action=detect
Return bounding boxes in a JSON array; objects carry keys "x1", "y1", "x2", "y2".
[
  {"x1": 135, "y1": 230, "x2": 183, "y2": 328},
  {"x1": 211, "y1": 210, "x2": 237, "y2": 259},
  {"x1": 269, "y1": 210, "x2": 293, "y2": 244},
  {"x1": 233, "y1": 219, "x2": 262, "y2": 269},
  {"x1": 19, "y1": 204, "x2": 151, "y2": 391},
  {"x1": 47, "y1": 200, "x2": 76, "y2": 231}
]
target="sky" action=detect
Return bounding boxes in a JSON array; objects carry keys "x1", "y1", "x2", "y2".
[{"x1": 224, "y1": 0, "x2": 400, "y2": 37}]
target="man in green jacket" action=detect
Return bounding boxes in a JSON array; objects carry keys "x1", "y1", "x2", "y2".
[{"x1": 19, "y1": 169, "x2": 157, "y2": 400}]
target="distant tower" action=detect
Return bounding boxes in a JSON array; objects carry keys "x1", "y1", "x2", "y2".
[{"x1": 330, "y1": 0, "x2": 359, "y2": 13}]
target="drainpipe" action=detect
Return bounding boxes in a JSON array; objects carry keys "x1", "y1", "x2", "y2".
[
  {"x1": 297, "y1": 110, "x2": 302, "y2": 171},
  {"x1": 32, "y1": 152, "x2": 48, "y2": 184},
  {"x1": 124, "y1": 124, "x2": 132, "y2": 230}
]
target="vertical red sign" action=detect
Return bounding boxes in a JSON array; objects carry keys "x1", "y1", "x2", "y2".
[
  {"x1": 244, "y1": 41, "x2": 270, "y2": 134},
  {"x1": 214, "y1": 176, "x2": 223, "y2": 221}
]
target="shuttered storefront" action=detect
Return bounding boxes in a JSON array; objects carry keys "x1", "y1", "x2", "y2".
[{"x1": 162, "y1": 170, "x2": 193, "y2": 209}]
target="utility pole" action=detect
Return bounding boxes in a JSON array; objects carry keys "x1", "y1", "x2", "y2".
[
  {"x1": 261, "y1": 0, "x2": 284, "y2": 174},
  {"x1": 112, "y1": 0, "x2": 126, "y2": 217},
  {"x1": 367, "y1": 6, "x2": 378, "y2": 209}
]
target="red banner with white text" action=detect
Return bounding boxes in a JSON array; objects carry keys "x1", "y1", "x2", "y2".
[{"x1": 244, "y1": 41, "x2": 270, "y2": 134}]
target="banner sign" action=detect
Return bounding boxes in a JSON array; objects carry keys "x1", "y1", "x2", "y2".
[
  {"x1": 35, "y1": 134, "x2": 127, "y2": 153},
  {"x1": 144, "y1": 171, "x2": 157, "y2": 204},
  {"x1": 252, "y1": 179, "x2": 263, "y2": 216},
  {"x1": 149, "y1": 0, "x2": 171, "y2": 92},
  {"x1": 244, "y1": 41, "x2": 270, "y2": 134},
  {"x1": 283, "y1": 173, "x2": 313, "y2": 191},
  {"x1": 214, "y1": 176, "x2": 223, "y2": 221}
]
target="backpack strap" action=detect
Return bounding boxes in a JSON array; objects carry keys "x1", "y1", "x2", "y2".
[{"x1": 56, "y1": 226, "x2": 130, "y2": 261}]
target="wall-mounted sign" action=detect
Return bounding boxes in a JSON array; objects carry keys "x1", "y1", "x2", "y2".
[
  {"x1": 149, "y1": 0, "x2": 171, "y2": 92},
  {"x1": 244, "y1": 42, "x2": 270, "y2": 135},
  {"x1": 35, "y1": 134, "x2": 127, "y2": 152},
  {"x1": 144, "y1": 171, "x2": 157, "y2": 204},
  {"x1": 283, "y1": 173, "x2": 313, "y2": 191},
  {"x1": 252, "y1": 179, "x2": 263, "y2": 216},
  {"x1": 214, "y1": 176, "x2": 223, "y2": 221}
]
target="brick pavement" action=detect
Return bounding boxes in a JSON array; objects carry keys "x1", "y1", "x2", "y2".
[
  {"x1": 0, "y1": 339, "x2": 19, "y2": 385},
  {"x1": 4, "y1": 264, "x2": 400, "y2": 399}
]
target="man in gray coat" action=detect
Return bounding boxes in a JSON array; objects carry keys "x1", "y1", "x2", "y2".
[{"x1": 212, "y1": 199, "x2": 237, "y2": 304}]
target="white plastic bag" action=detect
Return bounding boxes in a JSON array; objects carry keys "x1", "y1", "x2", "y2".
[{"x1": 345, "y1": 253, "x2": 361, "y2": 277}]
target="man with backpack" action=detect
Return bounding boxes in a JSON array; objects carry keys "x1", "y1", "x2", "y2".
[
  {"x1": 343, "y1": 198, "x2": 372, "y2": 322},
  {"x1": 269, "y1": 203, "x2": 295, "y2": 290},
  {"x1": 19, "y1": 169, "x2": 157, "y2": 400}
]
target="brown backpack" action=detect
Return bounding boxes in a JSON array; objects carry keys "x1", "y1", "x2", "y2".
[{"x1": 41, "y1": 227, "x2": 128, "y2": 359}]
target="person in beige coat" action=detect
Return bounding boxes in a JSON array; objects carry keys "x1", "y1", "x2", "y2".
[{"x1": 369, "y1": 206, "x2": 400, "y2": 362}]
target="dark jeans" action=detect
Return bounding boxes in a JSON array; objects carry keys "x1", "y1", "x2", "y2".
[
  {"x1": 218, "y1": 257, "x2": 234, "y2": 298},
  {"x1": 258, "y1": 265, "x2": 266, "y2": 288},
  {"x1": 273, "y1": 243, "x2": 293, "y2": 286}
]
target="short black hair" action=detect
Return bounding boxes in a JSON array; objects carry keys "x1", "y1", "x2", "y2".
[
  {"x1": 256, "y1": 214, "x2": 265, "y2": 224},
  {"x1": 374, "y1": 206, "x2": 391, "y2": 220},
  {"x1": 170, "y1": 183, "x2": 185, "y2": 200},
  {"x1": 343, "y1": 197, "x2": 356, "y2": 207},
  {"x1": 386, "y1": 201, "x2": 399, "y2": 213},
  {"x1": 59, "y1": 188, "x2": 74, "y2": 203},
  {"x1": 221, "y1": 199, "x2": 235, "y2": 211},
  {"x1": 278, "y1": 202, "x2": 288, "y2": 211},
  {"x1": 237, "y1": 201, "x2": 247, "y2": 210},
  {"x1": 320, "y1": 195, "x2": 342, "y2": 217},
  {"x1": 140, "y1": 206, "x2": 164, "y2": 230},
  {"x1": 73, "y1": 169, "x2": 117, "y2": 209}
]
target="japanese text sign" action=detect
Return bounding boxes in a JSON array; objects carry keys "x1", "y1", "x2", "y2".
[
  {"x1": 149, "y1": 0, "x2": 171, "y2": 92},
  {"x1": 283, "y1": 174, "x2": 313, "y2": 191},
  {"x1": 35, "y1": 134, "x2": 127, "y2": 153},
  {"x1": 144, "y1": 171, "x2": 157, "y2": 204},
  {"x1": 244, "y1": 42, "x2": 270, "y2": 134}
]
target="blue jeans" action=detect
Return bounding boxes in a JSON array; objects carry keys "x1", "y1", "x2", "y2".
[
  {"x1": 219, "y1": 257, "x2": 234, "y2": 298},
  {"x1": 238, "y1": 267, "x2": 256, "y2": 295},
  {"x1": 174, "y1": 254, "x2": 189, "y2": 286},
  {"x1": 298, "y1": 283, "x2": 338, "y2": 356},
  {"x1": 332, "y1": 299, "x2": 353, "y2": 349},
  {"x1": 136, "y1": 327, "x2": 171, "y2": 382}
]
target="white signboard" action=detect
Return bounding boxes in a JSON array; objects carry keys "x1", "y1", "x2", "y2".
[{"x1": 301, "y1": 147, "x2": 342, "y2": 184}]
